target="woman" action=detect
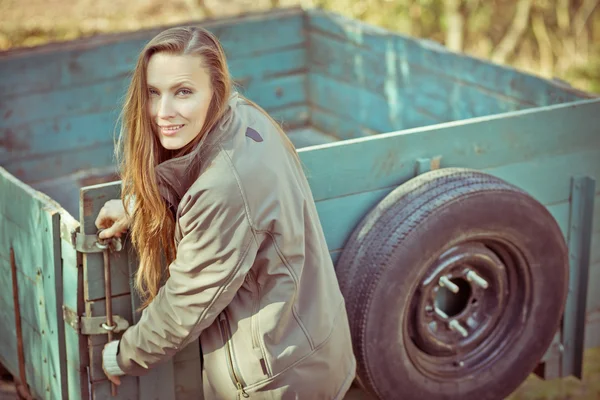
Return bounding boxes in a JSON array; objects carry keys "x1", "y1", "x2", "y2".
[{"x1": 95, "y1": 26, "x2": 356, "y2": 399}]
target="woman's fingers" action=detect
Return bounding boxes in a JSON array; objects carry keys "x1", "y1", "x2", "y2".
[
  {"x1": 98, "y1": 220, "x2": 126, "y2": 239},
  {"x1": 95, "y1": 199, "x2": 130, "y2": 239}
]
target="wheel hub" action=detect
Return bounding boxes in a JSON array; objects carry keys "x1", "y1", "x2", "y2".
[{"x1": 405, "y1": 239, "x2": 530, "y2": 379}]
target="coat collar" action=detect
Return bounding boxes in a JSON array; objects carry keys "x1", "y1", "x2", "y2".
[{"x1": 155, "y1": 92, "x2": 240, "y2": 210}]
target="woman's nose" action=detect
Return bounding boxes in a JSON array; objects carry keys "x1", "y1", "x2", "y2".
[{"x1": 157, "y1": 97, "x2": 176, "y2": 119}]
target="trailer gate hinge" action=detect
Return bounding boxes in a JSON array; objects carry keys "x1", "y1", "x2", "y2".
[{"x1": 62, "y1": 305, "x2": 130, "y2": 335}]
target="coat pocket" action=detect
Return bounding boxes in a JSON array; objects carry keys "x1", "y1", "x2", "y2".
[
  {"x1": 247, "y1": 272, "x2": 270, "y2": 377},
  {"x1": 218, "y1": 312, "x2": 250, "y2": 398}
]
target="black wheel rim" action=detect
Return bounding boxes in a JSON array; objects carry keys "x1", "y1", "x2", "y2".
[{"x1": 404, "y1": 238, "x2": 532, "y2": 379}]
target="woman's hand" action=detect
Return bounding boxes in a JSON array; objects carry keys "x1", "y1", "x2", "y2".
[{"x1": 95, "y1": 199, "x2": 131, "y2": 239}]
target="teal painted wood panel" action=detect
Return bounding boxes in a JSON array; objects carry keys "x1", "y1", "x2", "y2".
[
  {"x1": 298, "y1": 99, "x2": 600, "y2": 203},
  {"x1": 0, "y1": 75, "x2": 129, "y2": 129},
  {"x1": 0, "y1": 109, "x2": 120, "y2": 164},
  {"x1": 4, "y1": 103, "x2": 308, "y2": 187},
  {"x1": 6, "y1": 142, "x2": 117, "y2": 185},
  {"x1": 272, "y1": 104, "x2": 309, "y2": 130},
  {"x1": 287, "y1": 127, "x2": 338, "y2": 148},
  {"x1": 0, "y1": 9, "x2": 305, "y2": 97},
  {"x1": 60, "y1": 226, "x2": 89, "y2": 400},
  {"x1": 310, "y1": 107, "x2": 371, "y2": 140},
  {"x1": 306, "y1": 9, "x2": 591, "y2": 107},
  {"x1": 0, "y1": 167, "x2": 68, "y2": 400},
  {"x1": 308, "y1": 72, "x2": 398, "y2": 134},
  {"x1": 229, "y1": 46, "x2": 306, "y2": 84},
  {"x1": 0, "y1": 293, "x2": 18, "y2": 376},
  {"x1": 0, "y1": 256, "x2": 44, "y2": 337},
  {"x1": 239, "y1": 73, "x2": 306, "y2": 113},
  {"x1": 308, "y1": 31, "x2": 534, "y2": 131}
]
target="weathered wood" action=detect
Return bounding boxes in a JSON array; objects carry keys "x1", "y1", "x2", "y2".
[
  {"x1": 308, "y1": 31, "x2": 533, "y2": 130},
  {"x1": 1, "y1": 45, "x2": 306, "y2": 166},
  {"x1": 298, "y1": 99, "x2": 600, "y2": 203},
  {"x1": 79, "y1": 182, "x2": 139, "y2": 399},
  {"x1": 306, "y1": 8, "x2": 591, "y2": 106},
  {"x1": 173, "y1": 358, "x2": 203, "y2": 400},
  {"x1": 562, "y1": 177, "x2": 596, "y2": 378},
  {"x1": 0, "y1": 9, "x2": 305, "y2": 97},
  {"x1": 60, "y1": 219, "x2": 89, "y2": 400},
  {"x1": 126, "y1": 236, "x2": 178, "y2": 400},
  {"x1": 0, "y1": 167, "x2": 68, "y2": 400},
  {"x1": 80, "y1": 183, "x2": 132, "y2": 300},
  {"x1": 287, "y1": 127, "x2": 338, "y2": 148}
]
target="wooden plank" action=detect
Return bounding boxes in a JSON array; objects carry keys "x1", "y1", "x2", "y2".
[
  {"x1": 80, "y1": 181, "x2": 139, "y2": 399},
  {"x1": 562, "y1": 177, "x2": 595, "y2": 378},
  {"x1": 87, "y1": 294, "x2": 134, "y2": 346},
  {"x1": 585, "y1": 304, "x2": 600, "y2": 349},
  {"x1": 310, "y1": 107, "x2": 371, "y2": 140},
  {"x1": 229, "y1": 46, "x2": 306, "y2": 84},
  {"x1": 173, "y1": 357, "x2": 203, "y2": 400},
  {"x1": 312, "y1": 149, "x2": 600, "y2": 248},
  {"x1": 308, "y1": 32, "x2": 531, "y2": 128},
  {"x1": 298, "y1": 99, "x2": 600, "y2": 203},
  {"x1": 7, "y1": 142, "x2": 116, "y2": 190},
  {"x1": 80, "y1": 182, "x2": 131, "y2": 300},
  {"x1": 0, "y1": 9, "x2": 305, "y2": 97},
  {"x1": 0, "y1": 167, "x2": 69, "y2": 400},
  {"x1": 240, "y1": 73, "x2": 306, "y2": 113},
  {"x1": 316, "y1": 183, "x2": 572, "y2": 253},
  {"x1": 89, "y1": 379, "x2": 139, "y2": 400},
  {"x1": 3, "y1": 84, "x2": 306, "y2": 185},
  {"x1": 0, "y1": 109, "x2": 120, "y2": 164},
  {"x1": 1, "y1": 102, "x2": 308, "y2": 178},
  {"x1": 0, "y1": 257, "x2": 45, "y2": 337},
  {"x1": 306, "y1": 9, "x2": 592, "y2": 106},
  {"x1": 126, "y1": 242, "x2": 178, "y2": 400},
  {"x1": 308, "y1": 72, "x2": 399, "y2": 134},
  {"x1": 31, "y1": 166, "x2": 119, "y2": 220},
  {"x1": 61, "y1": 226, "x2": 89, "y2": 400},
  {"x1": 287, "y1": 127, "x2": 338, "y2": 148},
  {"x1": 0, "y1": 290, "x2": 18, "y2": 375},
  {"x1": 0, "y1": 75, "x2": 129, "y2": 129},
  {"x1": 87, "y1": 295, "x2": 135, "y2": 382},
  {"x1": 0, "y1": 302, "x2": 45, "y2": 400},
  {"x1": 272, "y1": 104, "x2": 309, "y2": 130}
]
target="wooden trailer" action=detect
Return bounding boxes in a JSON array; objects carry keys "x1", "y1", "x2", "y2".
[{"x1": 0, "y1": 6, "x2": 598, "y2": 400}]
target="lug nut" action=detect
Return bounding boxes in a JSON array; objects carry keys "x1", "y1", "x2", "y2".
[
  {"x1": 466, "y1": 270, "x2": 489, "y2": 289},
  {"x1": 439, "y1": 276, "x2": 459, "y2": 293},
  {"x1": 449, "y1": 320, "x2": 469, "y2": 337}
]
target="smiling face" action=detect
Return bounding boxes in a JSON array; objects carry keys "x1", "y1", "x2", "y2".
[{"x1": 146, "y1": 52, "x2": 214, "y2": 150}]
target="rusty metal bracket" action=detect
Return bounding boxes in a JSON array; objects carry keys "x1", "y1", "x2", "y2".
[
  {"x1": 62, "y1": 305, "x2": 130, "y2": 335},
  {"x1": 74, "y1": 231, "x2": 122, "y2": 253}
]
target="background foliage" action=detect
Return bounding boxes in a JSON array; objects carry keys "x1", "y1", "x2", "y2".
[{"x1": 1, "y1": 0, "x2": 599, "y2": 93}]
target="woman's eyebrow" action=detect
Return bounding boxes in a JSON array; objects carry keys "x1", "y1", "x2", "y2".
[{"x1": 147, "y1": 80, "x2": 195, "y2": 90}]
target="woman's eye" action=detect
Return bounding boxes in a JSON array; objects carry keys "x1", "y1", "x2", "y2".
[
  {"x1": 177, "y1": 88, "x2": 192, "y2": 96},
  {"x1": 148, "y1": 88, "x2": 158, "y2": 96}
]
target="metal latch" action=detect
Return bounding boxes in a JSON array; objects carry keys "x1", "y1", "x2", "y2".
[
  {"x1": 74, "y1": 231, "x2": 123, "y2": 253},
  {"x1": 62, "y1": 305, "x2": 130, "y2": 335}
]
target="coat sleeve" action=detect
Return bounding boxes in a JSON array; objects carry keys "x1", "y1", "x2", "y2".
[{"x1": 111, "y1": 172, "x2": 259, "y2": 376}]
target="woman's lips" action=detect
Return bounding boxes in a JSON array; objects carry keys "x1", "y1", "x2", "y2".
[{"x1": 160, "y1": 124, "x2": 184, "y2": 136}]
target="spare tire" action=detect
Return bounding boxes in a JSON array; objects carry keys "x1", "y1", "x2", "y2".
[{"x1": 336, "y1": 168, "x2": 569, "y2": 400}]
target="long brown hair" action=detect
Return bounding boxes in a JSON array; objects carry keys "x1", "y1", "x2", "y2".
[{"x1": 116, "y1": 26, "x2": 299, "y2": 308}]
